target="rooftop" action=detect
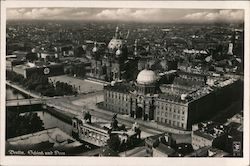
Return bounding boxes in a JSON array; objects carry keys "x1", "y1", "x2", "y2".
[
  {"x1": 193, "y1": 121, "x2": 225, "y2": 141},
  {"x1": 6, "y1": 128, "x2": 83, "y2": 155},
  {"x1": 154, "y1": 142, "x2": 176, "y2": 155},
  {"x1": 104, "y1": 82, "x2": 134, "y2": 93}
]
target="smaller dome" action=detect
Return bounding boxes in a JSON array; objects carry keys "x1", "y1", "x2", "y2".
[
  {"x1": 92, "y1": 46, "x2": 98, "y2": 53},
  {"x1": 116, "y1": 48, "x2": 122, "y2": 56},
  {"x1": 136, "y1": 69, "x2": 157, "y2": 85}
]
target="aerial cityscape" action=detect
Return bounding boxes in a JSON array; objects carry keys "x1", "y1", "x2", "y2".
[{"x1": 5, "y1": 8, "x2": 244, "y2": 157}]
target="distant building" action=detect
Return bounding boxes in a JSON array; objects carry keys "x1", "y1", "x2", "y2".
[
  {"x1": 224, "y1": 117, "x2": 243, "y2": 157},
  {"x1": 191, "y1": 121, "x2": 226, "y2": 150},
  {"x1": 145, "y1": 132, "x2": 193, "y2": 157},
  {"x1": 185, "y1": 146, "x2": 229, "y2": 157},
  {"x1": 152, "y1": 142, "x2": 176, "y2": 157},
  {"x1": 12, "y1": 62, "x2": 64, "y2": 79},
  {"x1": 145, "y1": 133, "x2": 176, "y2": 157}
]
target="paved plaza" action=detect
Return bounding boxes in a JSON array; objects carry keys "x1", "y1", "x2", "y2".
[{"x1": 49, "y1": 75, "x2": 104, "y2": 93}]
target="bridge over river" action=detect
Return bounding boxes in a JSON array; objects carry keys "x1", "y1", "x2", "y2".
[{"x1": 6, "y1": 98, "x2": 43, "y2": 107}]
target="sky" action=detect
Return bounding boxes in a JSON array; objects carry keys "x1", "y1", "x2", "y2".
[{"x1": 6, "y1": 8, "x2": 244, "y2": 23}]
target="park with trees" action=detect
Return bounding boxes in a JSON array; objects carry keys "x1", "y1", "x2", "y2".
[{"x1": 6, "y1": 70, "x2": 77, "y2": 97}]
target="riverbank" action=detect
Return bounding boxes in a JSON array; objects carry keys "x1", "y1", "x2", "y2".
[{"x1": 6, "y1": 81, "x2": 40, "y2": 98}]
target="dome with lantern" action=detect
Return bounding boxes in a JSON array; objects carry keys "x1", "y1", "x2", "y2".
[
  {"x1": 108, "y1": 39, "x2": 123, "y2": 50},
  {"x1": 136, "y1": 69, "x2": 157, "y2": 85},
  {"x1": 108, "y1": 26, "x2": 124, "y2": 51}
]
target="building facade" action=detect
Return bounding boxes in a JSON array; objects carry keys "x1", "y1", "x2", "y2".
[{"x1": 191, "y1": 122, "x2": 226, "y2": 150}]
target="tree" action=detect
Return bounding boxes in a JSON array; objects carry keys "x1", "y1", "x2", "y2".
[
  {"x1": 26, "y1": 53, "x2": 38, "y2": 62},
  {"x1": 6, "y1": 112, "x2": 44, "y2": 139}
]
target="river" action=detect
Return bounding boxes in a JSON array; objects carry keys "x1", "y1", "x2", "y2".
[
  {"x1": 6, "y1": 86, "x2": 26, "y2": 100},
  {"x1": 6, "y1": 86, "x2": 98, "y2": 155},
  {"x1": 6, "y1": 86, "x2": 73, "y2": 136}
]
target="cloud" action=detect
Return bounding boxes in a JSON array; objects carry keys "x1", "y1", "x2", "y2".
[
  {"x1": 7, "y1": 8, "x2": 89, "y2": 20},
  {"x1": 6, "y1": 8, "x2": 244, "y2": 23},
  {"x1": 72, "y1": 11, "x2": 88, "y2": 17},
  {"x1": 7, "y1": 8, "x2": 166, "y2": 22},
  {"x1": 95, "y1": 8, "x2": 164, "y2": 22},
  {"x1": 183, "y1": 9, "x2": 244, "y2": 22},
  {"x1": 23, "y1": 8, "x2": 74, "y2": 19}
]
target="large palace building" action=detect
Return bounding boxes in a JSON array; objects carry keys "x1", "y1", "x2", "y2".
[{"x1": 103, "y1": 69, "x2": 242, "y2": 131}]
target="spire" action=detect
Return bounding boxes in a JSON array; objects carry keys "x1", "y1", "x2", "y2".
[
  {"x1": 164, "y1": 40, "x2": 167, "y2": 52},
  {"x1": 146, "y1": 43, "x2": 150, "y2": 53},
  {"x1": 115, "y1": 26, "x2": 119, "y2": 39},
  {"x1": 145, "y1": 59, "x2": 150, "y2": 69},
  {"x1": 134, "y1": 39, "x2": 138, "y2": 56},
  {"x1": 125, "y1": 30, "x2": 130, "y2": 40},
  {"x1": 92, "y1": 41, "x2": 98, "y2": 53}
]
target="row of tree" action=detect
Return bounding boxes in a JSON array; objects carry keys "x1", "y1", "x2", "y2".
[
  {"x1": 6, "y1": 112, "x2": 44, "y2": 139},
  {"x1": 6, "y1": 70, "x2": 77, "y2": 97}
]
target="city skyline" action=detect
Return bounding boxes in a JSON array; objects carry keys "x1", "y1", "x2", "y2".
[
  {"x1": 2, "y1": 0, "x2": 248, "y2": 164},
  {"x1": 7, "y1": 8, "x2": 244, "y2": 23}
]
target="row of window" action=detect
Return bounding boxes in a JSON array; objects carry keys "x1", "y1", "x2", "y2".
[
  {"x1": 137, "y1": 86, "x2": 155, "y2": 94},
  {"x1": 157, "y1": 111, "x2": 185, "y2": 121},
  {"x1": 156, "y1": 108, "x2": 186, "y2": 119},
  {"x1": 105, "y1": 98, "x2": 129, "y2": 106},
  {"x1": 105, "y1": 103, "x2": 129, "y2": 114},
  {"x1": 156, "y1": 106, "x2": 186, "y2": 115},
  {"x1": 106, "y1": 91, "x2": 129, "y2": 101},
  {"x1": 156, "y1": 102, "x2": 186, "y2": 114},
  {"x1": 156, "y1": 116, "x2": 185, "y2": 128}
]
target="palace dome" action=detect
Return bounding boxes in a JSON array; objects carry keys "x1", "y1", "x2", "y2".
[{"x1": 136, "y1": 69, "x2": 157, "y2": 85}]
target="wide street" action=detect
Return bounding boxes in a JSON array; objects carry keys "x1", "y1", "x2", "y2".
[{"x1": 49, "y1": 75, "x2": 104, "y2": 93}]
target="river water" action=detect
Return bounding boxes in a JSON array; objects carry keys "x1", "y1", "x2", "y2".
[
  {"x1": 6, "y1": 86, "x2": 26, "y2": 100},
  {"x1": 6, "y1": 86, "x2": 98, "y2": 155},
  {"x1": 6, "y1": 86, "x2": 73, "y2": 136}
]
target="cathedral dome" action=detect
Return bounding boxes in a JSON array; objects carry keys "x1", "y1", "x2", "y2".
[
  {"x1": 136, "y1": 69, "x2": 157, "y2": 85},
  {"x1": 108, "y1": 39, "x2": 123, "y2": 50}
]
